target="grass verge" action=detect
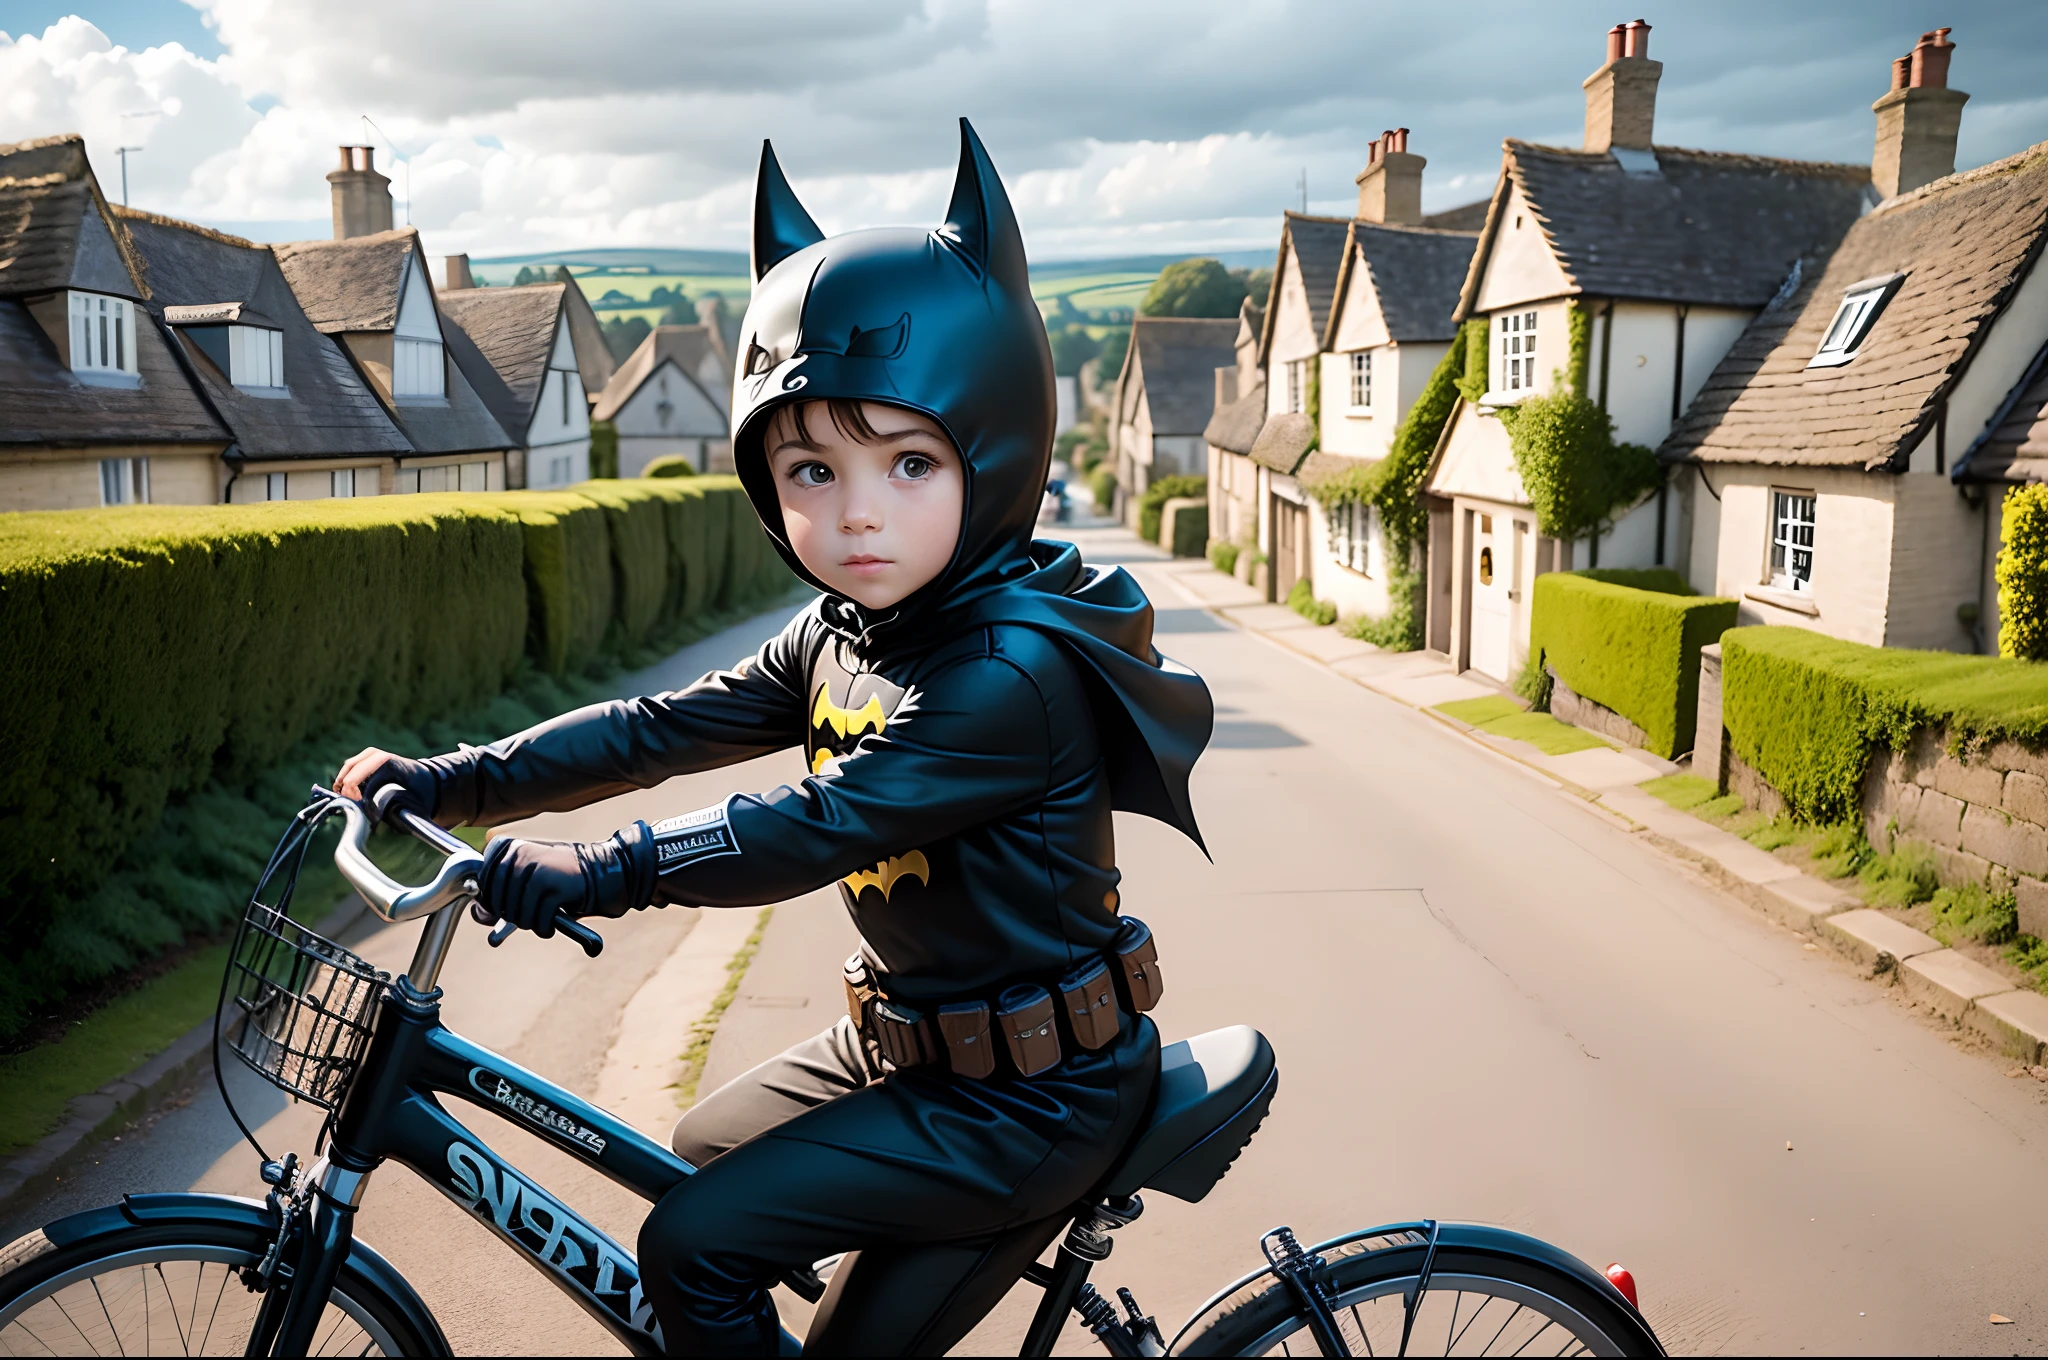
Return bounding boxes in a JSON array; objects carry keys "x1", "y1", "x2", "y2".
[
  {"x1": 671, "y1": 907, "x2": 773, "y2": 1109},
  {"x1": 1435, "y1": 695, "x2": 1611, "y2": 756},
  {"x1": 0, "y1": 945, "x2": 227, "y2": 1157}
]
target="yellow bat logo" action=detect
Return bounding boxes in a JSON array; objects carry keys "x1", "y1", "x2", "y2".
[
  {"x1": 812, "y1": 682, "x2": 887, "y2": 741},
  {"x1": 843, "y1": 850, "x2": 930, "y2": 901}
]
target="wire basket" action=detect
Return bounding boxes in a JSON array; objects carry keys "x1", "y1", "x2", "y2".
[{"x1": 225, "y1": 898, "x2": 389, "y2": 1111}]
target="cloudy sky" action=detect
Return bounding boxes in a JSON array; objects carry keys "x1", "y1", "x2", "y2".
[{"x1": 2, "y1": 0, "x2": 2044, "y2": 263}]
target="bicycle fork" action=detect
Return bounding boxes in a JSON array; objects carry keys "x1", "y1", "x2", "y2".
[{"x1": 243, "y1": 1157, "x2": 367, "y2": 1357}]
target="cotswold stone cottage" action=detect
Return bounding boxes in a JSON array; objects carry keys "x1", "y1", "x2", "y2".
[
  {"x1": 1110, "y1": 315, "x2": 1237, "y2": 525},
  {"x1": 1422, "y1": 19, "x2": 1870, "y2": 681},
  {"x1": 594, "y1": 325, "x2": 733, "y2": 477}
]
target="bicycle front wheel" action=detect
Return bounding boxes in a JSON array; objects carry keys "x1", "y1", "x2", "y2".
[
  {"x1": 0, "y1": 1209, "x2": 441, "y2": 1357},
  {"x1": 1174, "y1": 1227, "x2": 1663, "y2": 1358}
]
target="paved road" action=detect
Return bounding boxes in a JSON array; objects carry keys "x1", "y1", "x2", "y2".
[{"x1": 12, "y1": 526, "x2": 2048, "y2": 1355}]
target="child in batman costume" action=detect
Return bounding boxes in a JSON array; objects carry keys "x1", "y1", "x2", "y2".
[{"x1": 340, "y1": 121, "x2": 1212, "y2": 1355}]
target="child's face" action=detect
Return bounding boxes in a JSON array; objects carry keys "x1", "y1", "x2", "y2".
[{"x1": 765, "y1": 400, "x2": 965, "y2": 610}]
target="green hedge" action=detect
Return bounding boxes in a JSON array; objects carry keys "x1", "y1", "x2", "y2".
[
  {"x1": 1138, "y1": 474, "x2": 1206, "y2": 543},
  {"x1": 1999, "y1": 485, "x2": 2048, "y2": 660},
  {"x1": 1530, "y1": 570, "x2": 1736, "y2": 758},
  {"x1": 1722, "y1": 626, "x2": 2048, "y2": 824},
  {"x1": 0, "y1": 479, "x2": 791, "y2": 1036},
  {"x1": 1166, "y1": 501, "x2": 1208, "y2": 558},
  {"x1": 643, "y1": 455, "x2": 698, "y2": 479}
]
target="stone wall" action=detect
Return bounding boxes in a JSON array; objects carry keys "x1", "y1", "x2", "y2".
[{"x1": 1547, "y1": 668, "x2": 1653, "y2": 751}]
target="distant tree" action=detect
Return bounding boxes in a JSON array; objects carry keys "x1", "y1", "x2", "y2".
[
  {"x1": 1047, "y1": 325, "x2": 1101, "y2": 377},
  {"x1": 1094, "y1": 326, "x2": 1130, "y2": 385},
  {"x1": 552, "y1": 266, "x2": 576, "y2": 286},
  {"x1": 1140, "y1": 258, "x2": 1246, "y2": 318},
  {"x1": 513, "y1": 266, "x2": 537, "y2": 286},
  {"x1": 602, "y1": 315, "x2": 652, "y2": 364},
  {"x1": 1232, "y1": 266, "x2": 1272, "y2": 307}
]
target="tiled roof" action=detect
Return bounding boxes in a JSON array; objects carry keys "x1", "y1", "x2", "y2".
[
  {"x1": 1964, "y1": 345, "x2": 2048, "y2": 483},
  {"x1": 1456, "y1": 140, "x2": 1872, "y2": 318},
  {"x1": 272, "y1": 228, "x2": 417, "y2": 333},
  {"x1": 559, "y1": 279, "x2": 617, "y2": 398},
  {"x1": 1204, "y1": 381, "x2": 1267, "y2": 454},
  {"x1": 0, "y1": 298, "x2": 225, "y2": 447},
  {"x1": 1665, "y1": 142, "x2": 2048, "y2": 471},
  {"x1": 439, "y1": 284, "x2": 564, "y2": 435},
  {"x1": 1421, "y1": 199, "x2": 1491, "y2": 232},
  {"x1": 1249, "y1": 412, "x2": 1315, "y2": 474},
  {"x1": 0, "y1": 134, "x2": 150, "y2": 301},
  {"x1": 1326, "y1": 221, "x2": 1478, "y2": 347},
  {"x1": 593, "y1": 324, "x2": 730, "y2": 424},
  {"x1": 1259, "y1": 213, "x2": 1353, "y2": 357},
  {"x1": 120, "y1": 212, "x2": 411, "y2": 460},
  {"x1": 1128, "y1": 316, "x2": 1237, "y2": 436}
]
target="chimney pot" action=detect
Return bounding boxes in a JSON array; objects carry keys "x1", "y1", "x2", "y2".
[
  {"x1": 1355, "y1": 129, "x2": 1424, "y2": 225},
  {"x1": 1394, "y1": 127, "x2": 1409, "y2": 152},
  {"x1": 1872, "y1": 27, "x2": 1967, "y2": 198},
  {"x1": 1583, "y1": 22, "x2": 1662, "y2": 153},
  {"x1": 1367, "y1": 137, "x2": 1381, "y2": 165},
  {"x1": 1606, "y1": 24, "x2": 1625, "y2": 62},
  {"x1": 1623, "y1": 18, "x2": 1650, "y2": 58},
  {"x1": 327, "y1": 144, "x2": 394, "y2": 240}
]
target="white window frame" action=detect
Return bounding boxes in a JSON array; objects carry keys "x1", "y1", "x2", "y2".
[
  {"x1": 98, "y1": 457, "x2": 148, "y2": 505},
  {"x1": 1808, "y1": 274, "x2": 1903, "y2": 369},
  {"x1": 1768, "y1": 489, "x2": 1816, "y2": 593},
  {"x1": 331, "y1": 468, "x2": 357, "y2": 498},
  {"x1": 1329, "y1": 499, "x2": 1377, "y2": 577},
  {"x1": 1496, "y1": 310, "x2": 1539, "y2": 392},
  {"x1": 393, "y1": 337, "x2": 446, "y2": 399},
  {"x1": 264, "y1": 472, "x2": 288, "y2": 501},
  {"x1": 1285, "y1": 359, "x2": 1305, "y2": 415},
  {"x1": 70, "y1": 292, "x2": 138, "y2": 377},
  {"x1": 228, "y1": 324, "x2": 286, "y2": 391},
  {"x1": 1348, "y1": 351, "x2": 1371, "y2": 411}
]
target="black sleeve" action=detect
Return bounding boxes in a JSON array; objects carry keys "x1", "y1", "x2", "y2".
[
  {"x1": 429, "y1": 608, "x2": 819, "y2": 827},
  {"x1": 642, "y1": 645, "x2": 1052, "y2": 908}
]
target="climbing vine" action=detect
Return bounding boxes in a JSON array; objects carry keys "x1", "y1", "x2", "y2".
[
  {"x1": 1499, "y1": 386, "x2": 1660, "y2": 544},
  {"x1": 1566, "y1": 301, "x2": 1592, "y2": 398}
]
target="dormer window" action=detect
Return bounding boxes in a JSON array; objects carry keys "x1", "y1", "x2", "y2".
[
  {"x1": 392, "y1": 256, "x2": 446, "y2": 399},
  {"x1": 69, "y1": 292, "x2": 138, "y2": 380},
  {"x1": 229, "y1": 325, "x2": 285, "y2": 390},
  {"x1": 167, "y1": 305, "x2": 286, "y2": 394},
  {"x1": 1807, "y1": 274, "x2": 1903, "y2": 369}
]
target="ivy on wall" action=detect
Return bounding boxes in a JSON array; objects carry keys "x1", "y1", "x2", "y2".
[
  {"x1": 1499, "y1": 393, "x2": 1660, "y2": 544},
  {"x1": 1566, "y1": 301, "x2": 1593, "y2": 399}
]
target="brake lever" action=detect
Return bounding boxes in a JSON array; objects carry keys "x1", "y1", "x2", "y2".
[{"x1": 481, "y1": 911, "x2": 605, "y2": 958}]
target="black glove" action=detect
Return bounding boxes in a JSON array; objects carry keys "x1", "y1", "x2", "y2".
[
  {"x1": 475, "y1": 821, "x2": 656, "y2": 939},
  {"x1": 360, "y1": 755, "x2": 443, "y2": 825}
]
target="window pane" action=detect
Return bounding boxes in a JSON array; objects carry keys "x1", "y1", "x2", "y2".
[
  {"x1": 271, "y1": 330, "x2": 285, "y2": 387},
  {"x1": 100, "y1": 459, "x2": 124, "y2": 505}
]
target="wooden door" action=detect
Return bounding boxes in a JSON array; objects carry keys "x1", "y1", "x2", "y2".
[{"x1": 1271, "y1": 496, "x2": 1308, "y2": 600}]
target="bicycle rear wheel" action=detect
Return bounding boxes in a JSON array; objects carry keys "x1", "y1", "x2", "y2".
[
  {"x1": 1173, "y1": 1228, "x2": 1663, "y2": 1358},
  {"x1": 0, "y1": 1214, "x2": 439, "y2": 1357}
]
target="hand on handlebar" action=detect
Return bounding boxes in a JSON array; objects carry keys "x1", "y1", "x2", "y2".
[
  {"x1": 335, "y1": 748, "x2": 441, "y2": 825},
  {"x1": 473, "y1": 824, "x2": 654, "y2": 942}
]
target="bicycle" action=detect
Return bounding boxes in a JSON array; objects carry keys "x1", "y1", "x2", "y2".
[{"x1": 0, "y1": 791, "x2": 1668, "y2": 1356}]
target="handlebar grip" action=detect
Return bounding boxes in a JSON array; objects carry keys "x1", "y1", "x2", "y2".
[{"x1": 482, "y1": 912, "x2": 605, "y2": 958}]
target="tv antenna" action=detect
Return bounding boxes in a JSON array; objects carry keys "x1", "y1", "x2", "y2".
[
  {"x1": 360, "y1": 114, "x2": 413, "y2": 225},
  {"x1": 116, "y1": 110, "x2": 162, "y2": 206},
  {"x1": 1298, "y1": 168, "x2": 1307, "y2": 214}
]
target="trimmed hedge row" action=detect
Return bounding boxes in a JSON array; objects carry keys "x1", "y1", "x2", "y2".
[
  {"x1": 1530, "y1": 569, "x2": 1736, "y2": 758},
  {"x1": 0, "y1": 478, "x2": 791, "y2": 1031},
  {"x1": 1999, "y1": 485, "x2": 2048, "y2": 660},
  {"x1": 1721, "y1": 626, "x2": 2048, "y2": 824},
  {"x1": 1138, "y1": 475, "x2": 1205, "y2": 543}
]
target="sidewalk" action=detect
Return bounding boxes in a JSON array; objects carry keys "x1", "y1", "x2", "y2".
[{"x1": 1147, "y1": 548, "x2": 2048, "y2": 1068}]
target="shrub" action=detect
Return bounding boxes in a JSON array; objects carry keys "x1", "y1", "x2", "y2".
[
  {"x1": 1860, "y1": 839, "x2": 1940, "y2": 907},
  {"x1": 1721, "y1": 626, "x2": 2048, "y2": 824},
  {"x1": 588, "y1": 419, "x2": 619, "y2": 479},
  {"x1": 1287, "y1": 578, "x2": 1337, "y2": 626},
  {"x1": 1208, "y1": 540, "x2": 1242, "y2": 575},
  {"x1": 1137, "y1": 475, "x2": 1205, "y2": 543},
  {"x1": 1091, "y1": 467, "x2": 1116, "y2": 513},
  {"x1": 0, "y1": 480, "x2": 792, "y2": 1038},
  {"x1": 1999, "y1": 485, "x2": 2048, "y2": 660},
  {"x1": 1528, "y1": 571, "x2": 1735, "y2": 758},
  {"x1": 1930, "y1": 881, "x2": 2018, "y2": 946},
  {"x1": 643, "y1": 455, "x2": 697, "y2": 478},
  {"x1": 1165, "y1": 501, "x2": 1209, "y2": 558}
]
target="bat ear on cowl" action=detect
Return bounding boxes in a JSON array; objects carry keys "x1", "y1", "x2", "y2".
[
  {"x1": 752, "y1": 141, "x2": 825, "y2": 282},
  {"x1": 938, "y1": 117, "x2": 1029, "y2": 295}
]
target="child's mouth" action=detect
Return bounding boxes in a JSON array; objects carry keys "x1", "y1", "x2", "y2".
[{"x1": 842, "y1": 555, "x2": 891, "y2": 576}]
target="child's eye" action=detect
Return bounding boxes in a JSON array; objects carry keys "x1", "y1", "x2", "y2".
[
  {"x1": 790, "y1": 462, "x2": 833, "y2": 487},
  {"x1": 897, "y1": 454, "x2": 934, "y2": 480}
]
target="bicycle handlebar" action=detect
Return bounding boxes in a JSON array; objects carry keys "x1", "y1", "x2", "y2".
[{"x1": 315, "y1": 785, "x2": 604, "y2": 958}]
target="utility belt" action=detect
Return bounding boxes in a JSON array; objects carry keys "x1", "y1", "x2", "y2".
[{"x1": 845, "y1": 917, "x2": 1163, "y2": 1080}]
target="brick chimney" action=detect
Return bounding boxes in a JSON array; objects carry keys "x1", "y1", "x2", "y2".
[
  {"x1": 441, "y1": 254, "x2": 474, "y2": 290},
  {"x1": 1582, "y1": 19, "x2": 1661, "y2": 153},
  {"x1": 1872, "y1": 28, "x2": 1968, "y2": 199},
  {"x1": 1355, "y1": 128, "x2": 1424, "y2": 226},
  {"x1": 327, "y1": 145, "x2": 393, "y2": 240}
]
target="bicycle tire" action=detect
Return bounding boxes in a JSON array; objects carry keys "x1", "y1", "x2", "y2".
[
  {"x1": 0, "y1": 1208, "x2": 447, "y2": 1357},
  {"x1": 1173, "y1": 1231, "x2": 1664, "y2": 1358}
]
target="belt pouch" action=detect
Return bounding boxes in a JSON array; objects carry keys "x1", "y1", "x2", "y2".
[
  {"x1": 996, "y1": 985, "x2": 1061, "y2": 1077},
  {"x1": 843, "y1": 952, "x2": 878, "y2": 1028},
  {"x1": 1111, "y1": 917, "x2": 1164, "y2": 1013},
  {"x1": 937, "y1": 1001, "x2": 996, "y2": 1080},
  {"x1": 1059, "y1": 958, "x2": 1120, "y2": 1050},
  {"x1": 871, "y1": 998, "x2": 936, "y2": 1068}
]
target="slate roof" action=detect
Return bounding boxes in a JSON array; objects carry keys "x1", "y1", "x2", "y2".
[
  {"x1": 1454, "y1": 140, "x2": 1873, "y2": 319},
  {"x1": 1249, "y1": 412, "x2": 1316, "y2": 474},
  {"x1": 1325, "y1": 221, "x2": 1478, "y2": 347},
  {"x1": 118, "y1": 210, "x2": 411, "y2": 460},
  {"x1": 1128, "y1": 317, "x2": 1237, "y2": 436},
  {"x1": 272, "y1": 228, "x2": 419, "y2": 333},
  {"x1": 1421, "y1": 199, "x2": 1491, "y2": 232},
  {"x1": 592, "y1": 324, "x2": 730, "y2": 424},
  {"x1": 1204, "y1": 381, "x2": 1267, "y2": 454},
  {"x1": 1964, "y1": 344, "x2": 2048, "y2": 483},
  {"x1": 1260, "y1": 213, "x2": 1352, "y2": 359},
  {"x1": 559, "y1": 279, "x2": 616, "y2": 399},
  {"x1": 1663, "y1": 142, "x2": 2048, "y2": 472},
  {"x1": 439, "y1": 284, "x2": 566, "y2": 439},
  {"x1": 0, "y1": 135, "x2": 151, "y2": 300}
]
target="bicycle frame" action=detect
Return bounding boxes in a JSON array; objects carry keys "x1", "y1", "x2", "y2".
[{"x1": 275, "y1": 969, "x2": 691, "y2": 1357}]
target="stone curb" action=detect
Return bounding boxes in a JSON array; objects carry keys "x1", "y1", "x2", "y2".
[
  {"x1": 0, "y1": 893, "x2": 369, "y2": 1214},
  {"x1": 1156, "y1": 558, "x2": 2048, "y2": 1071}
]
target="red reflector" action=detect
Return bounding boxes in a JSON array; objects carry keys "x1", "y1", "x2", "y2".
[{"x1": 1605, "y1": 1263, "x2": 1639, "y2": 1308}]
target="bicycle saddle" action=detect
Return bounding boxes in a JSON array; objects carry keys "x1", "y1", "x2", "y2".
[{"x1": 1103, "y1": 1026, "x2": 1278, "y2": 1203}]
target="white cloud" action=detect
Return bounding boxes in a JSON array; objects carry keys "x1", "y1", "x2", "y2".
[{"x1": 2, "y1": 1, "x2": 2045, "y2": 260}]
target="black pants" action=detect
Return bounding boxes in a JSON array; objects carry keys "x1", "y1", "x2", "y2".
[{"x1": 638, "y1": 1013, "x2": 1159, "y2": 1356}]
